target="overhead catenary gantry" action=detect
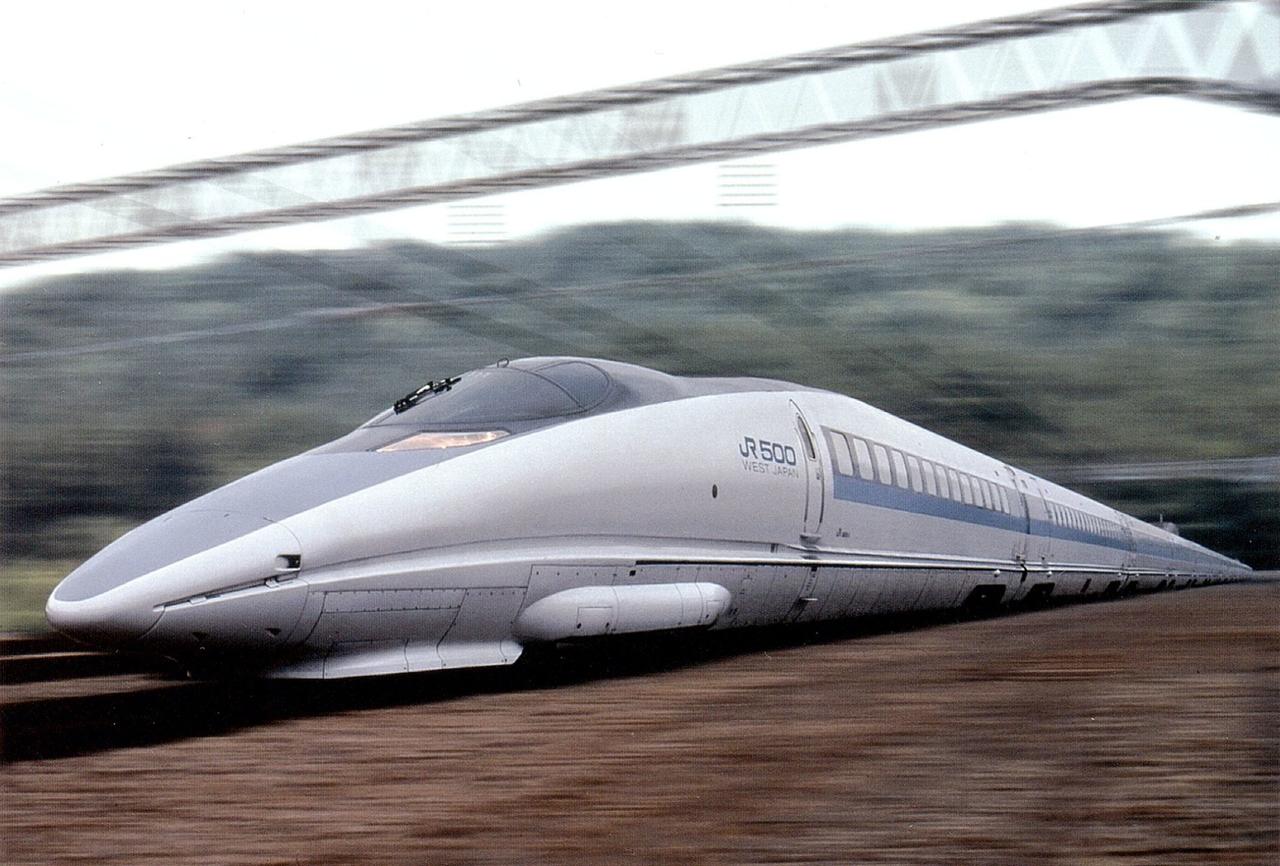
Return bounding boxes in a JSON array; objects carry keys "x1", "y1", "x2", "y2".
[{"x1": 1, "y1": 0, "x2": 1277, "y2": 265}]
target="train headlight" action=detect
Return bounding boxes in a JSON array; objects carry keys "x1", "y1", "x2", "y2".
[{"x1": 376, "y1": 430, "x2": 508, "y2": 452}]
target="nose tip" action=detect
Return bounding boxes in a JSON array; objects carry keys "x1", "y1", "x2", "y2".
[
  {"x1": 46, "y1": 509, "x2": 302, "y2": 651},
  {"x1": 46, "y1": 589, "x2": 161, "y2": 648},
  {"x1": 51, "y1": 510, "x2": 283, "y2": 604}
]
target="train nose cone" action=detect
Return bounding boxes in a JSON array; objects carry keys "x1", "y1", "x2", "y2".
[
  {"x1": 46, "y1": 510, "x2": 302, "y2": 649},
  {"x1": 45, "y1": 581, "x2": 162, "y2": 646}
]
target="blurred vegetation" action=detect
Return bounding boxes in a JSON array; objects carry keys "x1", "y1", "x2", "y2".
[{"x1": 2, "y1": 222, "x2": 1276, "y2": 630}]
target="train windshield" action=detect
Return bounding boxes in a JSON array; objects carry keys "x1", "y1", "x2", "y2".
[{"x1": 369, "y1": 361, "x2": 612, "y2": 427}]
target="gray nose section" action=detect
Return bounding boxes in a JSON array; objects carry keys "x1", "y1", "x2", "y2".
[
  {"x1": 53, "y1": 511, "x2": 282, "y2": 603},
  {"x1": 46, "y1": 510, "x2": 302, "y2": 648},
  {"x1": 45, "y1": 584, "x2": 164, "y2": 646}
]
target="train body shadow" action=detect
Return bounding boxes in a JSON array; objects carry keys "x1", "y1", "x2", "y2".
[{"x1": 0, "y1": 585, "x2": 1244, "y2": 763}]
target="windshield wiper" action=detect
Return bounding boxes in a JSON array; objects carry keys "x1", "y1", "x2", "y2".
[{"x1": 393, "y1": 375, "x2": 461, "y2": 414}]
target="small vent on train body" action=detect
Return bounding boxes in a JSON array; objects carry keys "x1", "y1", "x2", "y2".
[
  {"x1": 1024, "y1": 583, "x2": 1055, "y2": 604},
  {"x1": 963, "y1": 584, "x2": 1005, "y2": 610}
]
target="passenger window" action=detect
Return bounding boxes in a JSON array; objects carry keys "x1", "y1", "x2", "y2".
[
  {"x1": 935, "y1": 465, "x2": 949, "y2": 498},
  {"x1": 977, "y1": 481, "x2": 990, "y2": 509},
  {"x1": 999, "y1": 487, "x2": 1010, "y2": 513},
  {"x1": 873, "y1": 444, "x2": 892, "y2": 484},
  {"x1": 852, "y1": 438, "x2": 875, "y2": 481},
  {"x1": 829, "y1": 432, "x2": 853, "y2": 476},
  {"x1": 947, "y1": 469, "x2": 962, "y2": 501},
  {"x1": 959, "y1": 474, "x2": 972, "y2": 504},
  {"x1": 906, "y1": 455, "x2": 923, "y2": 492},
  {"x1": 891, "y1": 450, "x2": 909, "y2": 488},
  {"x1": 921, "y1": 459, "x2": 937, "y2": 495}
]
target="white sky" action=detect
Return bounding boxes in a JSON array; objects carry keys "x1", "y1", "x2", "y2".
[{"x1": 1, "y1": 0, "x2": 1278, "y2": 286}]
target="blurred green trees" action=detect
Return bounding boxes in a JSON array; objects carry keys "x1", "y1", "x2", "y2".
[{"x1": 2, "y1": 223, "x2": 1276, "y2": 629}]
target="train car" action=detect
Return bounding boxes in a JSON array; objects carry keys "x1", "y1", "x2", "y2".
[{"x1": 46, "y1": 357, "x2": 1250, "y2": 678}]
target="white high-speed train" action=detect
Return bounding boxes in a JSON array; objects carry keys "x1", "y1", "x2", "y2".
[{"x1": 47, "y1": 357, "x2": 1249, "y2": 678}]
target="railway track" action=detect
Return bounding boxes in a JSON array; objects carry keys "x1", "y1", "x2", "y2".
[
  {"x1": 1, "y1": 604, "x2": 996, "y2": 762},
  {"x1": 2, "y1": 582, "x2": 1276, "y2": 866}
]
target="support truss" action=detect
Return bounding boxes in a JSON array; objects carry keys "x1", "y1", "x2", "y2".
[{"x1": 1, "y1": 0, "x2": 1276, "y2": 265}]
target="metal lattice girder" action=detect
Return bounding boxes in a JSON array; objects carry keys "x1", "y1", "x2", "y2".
[{"x1": 1, "y1": 0, "x2": 1277, "y2": 265}]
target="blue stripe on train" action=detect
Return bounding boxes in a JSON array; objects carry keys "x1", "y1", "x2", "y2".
[{"x1": 830, "y1": 471, "x2": 1213, "y2": 565}]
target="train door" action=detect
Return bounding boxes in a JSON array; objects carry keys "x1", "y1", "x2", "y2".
[
  {"x1": 791, "y1": 402, "x2": 825, "y2": 543},
  {"x1": 1018, "y1": 474, "x2": 1053, "y2": 568},
  {"x1": 1001, "y1": 465, "x2": 1030, "y2": 564},
  {"x1": 1120, "y1": 517, "x2": 1138, "y2": 573}
]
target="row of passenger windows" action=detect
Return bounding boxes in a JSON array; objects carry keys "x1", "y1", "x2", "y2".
[
  {"x1": 823, "y1": 428, "x2": 1222, "y2": 565},
  {"x1": 1046, "y1": 501, "x2": 1119, "y2": 541},
  {"x1": 1130, "y1": 526, "x2": 1211, "y2": 564},
  {"x1": 825, "y1": 428, "x2": 1016, "y2": 516},
  {"x1": 824, "y1": 427, "x2": 1206, "y2": 558}
]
